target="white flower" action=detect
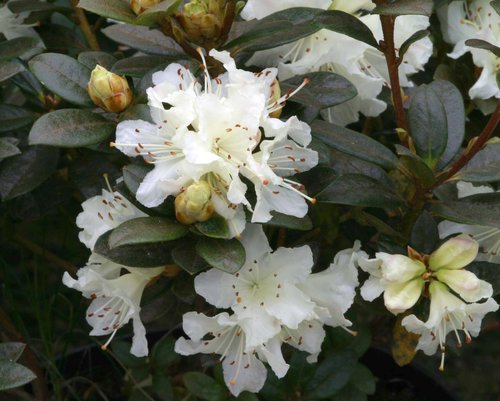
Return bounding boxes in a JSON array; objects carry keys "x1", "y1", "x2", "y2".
[
  {"x1": 241, "y1": 0, "x2": 432, "y2": 126},
  {"x1": 0, "y1": 2, "x2": 41, "y2": 41},
  {"x1": 114, "y1": 49, "x2": 317, "y2": 236},
  {"x1": 194, "y1": 224, "x2": 317, "y2": 348},
  {"x1": 439, "y1": 182, "x2": 500, "y2": 263},
  {"x1": 402, "y1": 281, "x2": 498, "y2": 370},
  {"x1": 63, "y1": 254, "x2": 164, "y2": 357},
  {"x1": 175, "y1": 312, "x2": 288, "y2": 396},
  {"x1": 240, "y1": 0, "x2": 333, "y2": 20},
  {"x1": 438, "y1": 0, "x2": 500, "y2": 102},
  {"x1": 76, "y1": 189, "x2": 147, "y2": 250}
]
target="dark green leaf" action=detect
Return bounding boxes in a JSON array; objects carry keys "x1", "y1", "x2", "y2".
[
  {"x1": 304, "y1": 350, "x2": 357, "y2": 399},
  {"x1": 428, "y1": 80, "x2": 465, "y2": 169},
  {"x1": 171, "y1": 242, "x2": 210, "y2": 274},
  {"x1": 0, "y1": 146, "x2": 59, "y2": 201},
  {"x1": 454, "y1": 143, "x2": 500, "y2": 182},
  {"x1": 108, "y1": 217, "x2": 189, "y2": 248},
  {"x1": 281, "y1": 72, "x2": 357, "y2": 109},
  {"x1": 431, "y1": 197, "x2": 500, "y2": 228},
  {"x1": 195, "y1": 216, "x2": 230, "y2": 239},
  {"x1": 0, "y1": 37, "x2": 41, "y2": 62},
  {"x1": 312, "y1": 120, "x2": 398, "y2": 170},
  {"x1": 151, "y1": 335, "x2": 178, "y2": 369},
  {"x1": 492, "y1": 0, "x2": 500, "y2": 15},
  {"x1": 331, "y1": 384, "x2": 367, "y2": 401},
  {"x1": 29, "y1": 53, "x2": 92, "y2": 106},
  {"x1": 399, "y1": 29, "x2": 429, "y2": 60},
  {"x1": 122, "y1": 164, "x2": 152, "y2": 195},
  {"x1": 0, "y1": 105, "x2": 36, "y2": 132},
  {"x1": 152, "y1": 374, "x2": 174, "y2": 401},
  {"x1": 135, "y1": 0, "x2": 181, "y2": 26},
  {"x1": 266, "y1": 211, "x2": 313, "y2": 231},
  {"x1": 8, "y1": 0, "x2": 70, "y2": 13},
  {"x1": 112, "y1": 55, "x2": 169, "y2": 77},
  {"x1": 410, "y1": 210, "x2": 439, "y2": 254},
  {"x1": 171, "y1": 272, "x2": 196, "y2": 303},
  {"x1": 373, "y1": 0, "x2": 433, "y2": 16},
  {"x1": 465, "y1": 39, "x2": 500, "y2": 57},
  {"x1": 102, "y1": 24, "x2": 183, "y2": 55},
  {"x1": 235, "y1": 393, "x2": 259, "y2": 401},
  {"x1": 94, "y1": 230, "x2": 174, "y2": 267},
  {"x1": 0, "y1": 60, "x2": 25, "y2": 82},
  {"x1": 408, "y1": 84, "x2": 448, "y2": 169},
  {"x1": 0, "y1": 343, "x2": 25, "y2": 362},
  {"x1": 78, "y1": 51, "x2": 117, "y2": 70},
  {"x1": 196, "y1": 238, "x2": 246, "y2": 273},
  {"x1": 0, "y1": 360, "x2": 36, "y2": 391},
  {"x1": 317, "y1": 174, "x2": 404, "y2": 208},
  {"x1": 77, "y1": 0, "x2": 136, "y2": 23},
  {"x1": 0, "y1": 138, "x2": 21, "y2": 161},
  {"x1": 396, "y1": 146, "x2": 436, "y2": 188},
  {"x1": 29, "y1": 109, "x2": 114, "y2": 147},
  {"x1": 469, "y1": 262, "x2": 500, "y2": 296},
  {"x1": 111, "y1": 341, "x2": 146, "y2": 369},
  {"x1": 120, "y1": 105, "x2": 154, "y2": 123},
  {"x1": 183, "y1": 372, "x2": 226, "y2": 401},
  {"x1": 349, "y1": 364, "x2": 376, "y2": 395}
]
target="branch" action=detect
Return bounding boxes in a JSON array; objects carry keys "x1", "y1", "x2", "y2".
[
  {"x1": 71, "y1": 0, "x2": 100, "y2": 51},
  {"x1": 438, "y1": 100, "x2": 500, "y2": 184}
]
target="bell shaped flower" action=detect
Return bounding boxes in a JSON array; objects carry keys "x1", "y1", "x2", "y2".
[
  {"x1": 194, "y1": 224, "x2": 317, "y2": 348},
  {"x1": 175, "y1": 312, "x2": 288, "y2": 396},
  {"x1": 76, "y1": 189, "x2": 147, "y2": 250},
  {"x1": 402, "y1": 281, "x2": 498, "y2": 370},
  {"x1": 439, "y1": 182, "x2": 500, "y2": 263},
  {"x1": 438, "y1": 0, "x2": 500, "y2": 103},
  {"x1": 63, "y1": 254, "x2": 164, "y2": 357}
]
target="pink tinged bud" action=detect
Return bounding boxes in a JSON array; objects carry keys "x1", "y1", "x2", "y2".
[
  {"x1": 429, "y1": 234, "x2": 479, "y2": 271},
  {"x1": 384, "y1": 278, "x2": 425, "y2": 315},
  {"x1": 88, "y1": 65, "x2": 133, "y2": 113}
]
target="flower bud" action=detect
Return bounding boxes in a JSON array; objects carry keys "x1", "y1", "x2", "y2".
[
  {"x1": 175, "y1": 181, "x2": 215, "y2": 225},
  {"x1": 428, "y1": 234, "x2": 479, "y2": 271},
  {"x1": 131, "y1": 0, "x2": 161, "y2": 15},
  {"x1": 88, "y1": 65, "x2": 133, "y2": 113}
]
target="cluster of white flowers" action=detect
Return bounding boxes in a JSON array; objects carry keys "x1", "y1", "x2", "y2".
[
  {"x1": 113, "y1": 49, "x2": 318, "y2": 238},
  {"x1": 175, "y1": 224, "x2": 362, "y2": 395},
  {"x1": 241, "y1": 0, "x2": 433, "y2": 126},
  {"x1": 359, "y1": 234, "x2": 498, "y2": 370}
]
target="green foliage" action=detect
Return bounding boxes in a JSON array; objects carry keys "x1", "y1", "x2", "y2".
[
  {"x1": 196, "y1": 237, "x2": 246, "y2": 273},
  {"x1": 0, "y1": 343, "x2": 36, "y2": 391}
]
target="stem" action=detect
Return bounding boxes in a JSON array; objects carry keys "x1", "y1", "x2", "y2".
[
  {"x1": 378, "y1": 14, "x2": 408, "y2": 134},
  {"x1": 71, "y1": 0, "x2": 100, "y2": 51},
  {"x1": 437, "y1": 100, "x2": 500, "y2": 185}
]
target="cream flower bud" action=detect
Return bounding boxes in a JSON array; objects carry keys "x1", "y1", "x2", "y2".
[
  {"x1": 176, "y1": 0, "x2": 226, "y2": 46},
  {"x1": 131, "y1": 0, "x2": 161, "y2": 15},
  {"x1": 175, "y1": 181, "x2": 214, "y2": 225},
  {"x1": 88, "y1": 65, "x2": 133, "y2": 113},
  {"x1": 429, "y1": 234, "x2": 479, "y2": 271}
]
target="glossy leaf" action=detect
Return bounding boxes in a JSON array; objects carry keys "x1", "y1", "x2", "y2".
[
  {"x1": 0, "y1": 360, "x2": 36, "y2": 391},
  {"x1": 0, "y1": 343, "x2": 25, "y2": 362},
  {"x1": 77, "y1": 0, "x2": 136, "y2": 23},
  {"x1": 0, "y1": 138, "x2": 21, "y2": 161},
  {"x1": 408, "y1": 84, "x2": 448, "y2": 169},
  {"x1": 0, "y1": 60, "x2": 25, "y2": 82},
  {"x1": 171, "y1": 243, "x2": 210, "y2": 275},
  {"x1": 492, "y1": 0, "x2": 500, "y2": 15},
  {"x1": 281, "y1": 72, "x2": 357, "y2": 109},
  {"x1": 135, "y1": 0, "x2": 181, "y2": 26},
  {"x1": 0, "y1": 37, "x2": 41, "y2": 62},
  {"x1": 312, "y1": 120, "x2": 398, "y2": 170},
  {"x1": 112, "y1": 55, "x2": 169, "y2": 77},
  {"x1": 465, "y1": 38, "x2": 500, "y2": 57},
  {"x1": 0, "y1": 105, "x2": 35, "y2": 132},
  {"x1": 29, "y1": 53, "x2": 92, "y2": 106},
  {"x1": 108, "y1": 217, "x2": 188, "y2": 248},
  {"x1": 349, "y1": 364, "x2": 376, "y2": 395},
  {"x1": 398, "y1": 29, "x2": 429, "y2": 60},
  {"x1": 151, "y1": 335, "x2": 178, "y2": 369},
  {"x1": 454, "y1": 143, "x2": 500, "y2": 182},
  {"x1": 29, "y1": 109, "x2": 115, "y2": 147},
  {"x1": 431, "y1": 196, "x2": 500, "y2": 228},
  {"x1": 196, "y1": 238, "x2": 246, "y2": 273},
  {"x1": 410, "y1": 210, "x2": 439, "y2": 254},
  {"x1": 373, "y1": 0, "x2": 433, "y2": 16},
  {"x1": 266, "y1": 211, "x2": 313, "y2": 231},
  {"x1": 77, "y1": 51, "x2": 117, "y2": 70},
  {"x1": 194, "y1": 216, "x2": 230, "y2": 239},
  {"x1": 183, "y1": 372, "x2": 226, "y2": 401}
]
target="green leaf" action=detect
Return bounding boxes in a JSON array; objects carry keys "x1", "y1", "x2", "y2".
[
  {"x1": 330, "y1": 384, "x2": 367, "y2": 401},
  {"x1": 0, "y1": 343, "x2": 25, "y2": 362},
  {"x1": 492, "y1": 0, "x2": 500, "y2": 15},
  {"x1": 102, "y1": 24, "x2": 183, "y2": 55},
  {"x1": 196, "y1": 238, "x2": 246, "y2": 273},
  {"x1": 122, "y1": 164, "x2": 152, "y2": 195},
  {"x1": 410, "y1": 210, "x2": 439, "y2": 254},
  {"x1": 108, "y1": 217, "x2": 189, "y2": 248},
  {"x1": 396, "y1": 146, "x2": 436, "y2": 188},
  {"x1": 171, "y1": 272, "x2": 196, "y2": 303},
  {"x1": 317, "y1": 174, "x2": 404, "y2": 208},
  {"x1": 152, "y1": 373, "x2": 174, "y2": 401},
  {"x1": 94, "y1": 230, "x2": 174, "y2": 267},
  {"x1": 77, "y1": 0, "x2": 136, "y2": 23},
  {"x1": 235, "y1": 393, "x2": 259, "y2": 401},
  {"x1": 78, "y1": 51, "x2": 117, "y2": 70},
  {"x1": 183, "y1": 372, "x2": 226, "y2": 401},
  {"x1": 349, "y1": 364, "x2": 376, "y2": 395},
  {"x1": 454, "y1": 143, "x2": 500, "y2": 182},
  {"x1": 373, "y1": 0, "x2": 433, "y2": 16},
  {"x1": 0, "y1": 138, "x2": 21, "y2": 161},
  {"x1": 112, "y1": 55, "x2": 169, "y2": 77},
  {"x1": 0, "y1": 146, "x2": 59, "y2": 201},
  {"x1": 266, "y1": 211, "x2": 313, "y2": 231},
  {"x1": 468, "y1": 262, "x2": 500, "y2": 296},
  {"x1": 431, "y1": 196, "x2": 500, "y2": 228},
  {"x1": 0, "y1": 60, "x2": 25, "y2": 82},
  {"x1": 311, "y1": 120, "x2": 398, "y2": 170},
  {"x1": 408, "y1": 84, "x2": 448, "y2": 169},
  {"x1": 151, "y1": 335, "x2": 178, "y2": 369},
  {"x1": 281, "y1": 72, "x2": 357, "y2": 109},
  {"x1": 398, "y1": 29, "x2": 429, "y2": 60},
  {"x1": 0, "y1": 37, "x2": 41, "y2": 62},
  {"x1": 304, "y1": 350, "x2": 357, "y2": 399},
  {"x1": 0, "y1": 360, "x2": 36, "y2": 391},
  {"x1": 0, "y1": 105, "x2": 36, "y2": 132},
  {"x1": 135, "y1": 0, "x2": 181, "y2": 26},
  {"x1": 7, "y1": 0, "x2": 70, "y2": 13},
  {"x1": 226, "y1": 8, "x2": 378, "y2": 53},
  {"x1": 465, "y1": 38, "x2": 500, "y2": 57},
  {"x1": 29, "y1": 109, "x2": 115, "y2": 147},
  {"x1": 171, "y1": 242, "x2": 210, "y2": 274},
  {"x1": 194, "y1": 217, "x2": 230, "y2": 239},
  {"x1": 120, "y1": 105, "x2": 154, "y2": 123},
  {"x1": 29, "y1": 53, "x2": 92, "y2": 106},
  {"x1": 428, "y1": 80, "x2": 465, "y2": 169},
  {"x1": 110, "y1": 341, "x2": 146, "y2": 369}
]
